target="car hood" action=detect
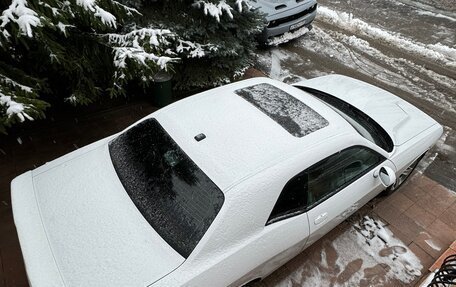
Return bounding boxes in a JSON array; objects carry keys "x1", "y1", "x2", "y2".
[
  {"x1": 15, "y1": 143, "x2": 184, "y2": 287},
  {"x1": 294, "y1": 75, "x2": 439, "y2": 146}
]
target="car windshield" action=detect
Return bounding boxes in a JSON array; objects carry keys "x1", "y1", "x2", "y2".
[
  {"x1": 298, "y1": 87, "x2": 394, "y2": 152},
  {"x1": 108, "y1": 118, "x2": 224, "y2": 258}
]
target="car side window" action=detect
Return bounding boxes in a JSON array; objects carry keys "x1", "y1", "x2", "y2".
[
  {"x1": 267, "y1": 146, "x2": 384, "y2": 225},
  {"x1": 267, "y1": 174, "x2": 307, "y2": 224},
  {"x1": 306, "y1": 146, "x2": 384, "y2": 209}
]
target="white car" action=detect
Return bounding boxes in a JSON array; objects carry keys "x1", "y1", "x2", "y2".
[{"x1": 12, "y1": 75, "x2": 442, "y2": 287}]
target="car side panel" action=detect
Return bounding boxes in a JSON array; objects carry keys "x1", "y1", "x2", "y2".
[
  {"x1": 390, "y1": 124, "x2": 443, "y2": 176},
  {"x1": 156, "y1": 168, "x2": 310, "y2": 287},
  {"x1": 305, "y1": 159, "x2": 395, "y2": 250}
]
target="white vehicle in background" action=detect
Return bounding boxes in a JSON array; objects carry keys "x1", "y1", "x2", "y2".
[
  {"x1": 12, "y1": 75, "x2": 442, "y2": 287},
  {"x1": 250, "y1": 0, "x2": 318, "y2": 44}
]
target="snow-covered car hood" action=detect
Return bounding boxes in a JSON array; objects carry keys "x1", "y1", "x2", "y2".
[
  {"x1": 294, "y1": 75, "x2": 439, "y2": 146},
  {"x1": 14, "y1": 143, "x2": 184, "y2": 286}
]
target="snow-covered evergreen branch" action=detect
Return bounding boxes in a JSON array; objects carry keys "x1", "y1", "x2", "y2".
[
  {"x1": 176, "y1": 40, "x2": 219, "y2": 58},
  {"x1": 0, "y1": 0, "x2": 41, "y2": 37},
  {"x1": 192, "y1": 1, "x2": 234, "y2": 22}
]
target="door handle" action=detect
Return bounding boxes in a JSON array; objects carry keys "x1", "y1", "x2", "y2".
[{"x1": 314, "y1": 212, "x2": 328, "y2": 225}]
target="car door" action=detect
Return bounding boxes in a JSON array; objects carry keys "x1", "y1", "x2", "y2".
[{"x1": 303, "y1": 145, "x2": 393, "y2": 249}]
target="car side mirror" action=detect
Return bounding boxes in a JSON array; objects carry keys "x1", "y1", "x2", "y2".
[{"x1": 374, "y1": 166, "x2": 396, "y2": 187}]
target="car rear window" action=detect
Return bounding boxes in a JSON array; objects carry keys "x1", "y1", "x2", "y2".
[
  {"x1": 235, "y1": 83, "x2": 329, "y2": 137},
  {"x1": 109, "y1": 118, "x2": 224, "y2": 258},
  {"x1": 299, "y1": 86, "x2": 394, "y2": 152}
]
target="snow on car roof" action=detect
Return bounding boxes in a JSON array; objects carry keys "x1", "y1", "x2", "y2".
[{"x1": 154, "y1": 77, "x2": 355, "y2": 191}]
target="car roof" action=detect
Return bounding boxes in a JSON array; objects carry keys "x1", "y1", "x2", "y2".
[{"x1": 154, "y1": 77, "x2": 358, "y2": 191}]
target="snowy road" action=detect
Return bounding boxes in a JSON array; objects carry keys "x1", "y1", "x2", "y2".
[{"x1": 255, "y1": 0, "x2": 456, "y2": 192}]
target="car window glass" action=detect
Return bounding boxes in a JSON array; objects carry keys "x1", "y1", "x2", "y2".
[
  {"x1": 109, "y1": 118, "x2": 224, "y2": 258},
  {"x1": 297, "y1": 87, "x2": 394, "y2": 152},
  {"x1": 306, "y1": 146, "x2": 384, "y2": 208},
  {"x1": 235, "y1": 84, "x2": 329, "y2": 137},
  {"x1": 267, "y1": 146, "x2": 384, "y2": 225},
  {"x1": 267, "y1": 174, "x2": 307, "y2": 224}
]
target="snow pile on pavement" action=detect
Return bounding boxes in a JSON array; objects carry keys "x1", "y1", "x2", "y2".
[
  {"x1": 277, "y1": 216, "x2": 422, "y2": 286},
  {"x1": 267, "y1": 26, "x2": 310, "y2": 46},
  {"x1": 317, "y1": 6, "x2": 456, "y2": 68},
  {"x1": 416, "y1": 10, "x2": 456, "y2": 22}
]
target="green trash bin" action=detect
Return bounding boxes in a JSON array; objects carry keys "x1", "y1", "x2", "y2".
[{"x1": 152, "y1": 71, "x2": 173, "y2": 108}]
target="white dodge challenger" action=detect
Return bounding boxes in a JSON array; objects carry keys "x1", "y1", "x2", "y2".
[{"x1": 12, "y1": 75, "x2": 442, "y2": 287}]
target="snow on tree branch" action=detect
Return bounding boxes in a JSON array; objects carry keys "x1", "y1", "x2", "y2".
[
  {"x1": 0, "y1": 90, "x2": 34, "y2": 122},
  {"x1": 108, "y1": 27, "x2": 173, "y2": 47},
  {"x1": 76, "y1": 0, "x2": 117, "y2": 28},
  {"x1": 235, "y1": 0, "x2": 252, "y2": 12},
  {"x1": 0, "y1": 75, "x2": 33, "y2": 92},
  {"x1": 0, "y1": 0, "x2": 41, "y2": 37},
  {"x1": 113, "y1": 47, "x2": 178, "y2": 70},
  {"x1": 192, "y1": 1, "x2": 234, "y2": 22},
  {"x1": 176, "y1": 40, "x2": 218, "y2": 58},
  {"x1": 111, "y1": 0, "x2": 141, "y2": 16}
]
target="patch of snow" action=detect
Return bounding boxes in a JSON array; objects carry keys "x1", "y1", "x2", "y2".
[
  {"x1": 65, "y1": 95, "x2": 78, "y2": 104},
  {"x1": 56, "y1": 22, "x2": 73, "y2": 35},
  {"x1": 235, "y1": 0, "x2": 251, "y2": 12},
  {"x1": 0, "y1": 92, "x2": 33, "y2": 122},
  {"x1": 266, "y1": 48, "x2": 307, "y2": 84},
  {"x1": 0, "y1": 75, "x2": 33, "y2": 92},
  {"x1": 0, "y1": 0, "x2": 41, "y2": 37},
  {"x1": 108, "y1": 28, "x2": 172, "y2": 48},
  {"x1": 233, "y1": 65, "x2": 249, "y2": 78},
  {"x1": 424, "y1": 239, "x2": 441, "y2": 251},
  {"x1": 317, "y1": 5, "x2": 456, "y2": 68},
  {"x1": 76, "y1": 0, "x2": 119, "y2": 28},
  {"x1": 76, "y1": 0, "x2": 96, "y2": 12},
  {"x1": 94, "y1": 7, "x2": 116, "y2": 28},
  {"x1": 276, "y1": 216, "x2": 422, "y2": 286},
  {"x1": 416, "y1": 10, "x2": 456, "y2": 22},
  {"x1": 113, "y1": 47, "x2": 177, "y2": 70},
  {"x1": 266, "y1": 26, "x2": 309, "y2": 46},
  {"x1": 192, "y1": 1, "x2": 233, "y2": 22},
  {"x1": 111, "y1": 0, "x2": 141, "y2": 17},
  {"x1": 176, "y1": 40, "x2": 218, "y2": 58}
]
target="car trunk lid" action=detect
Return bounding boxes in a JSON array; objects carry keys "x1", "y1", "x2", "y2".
[{"x1": 28, "y1": 144, "x2": 184, "y2": 286}]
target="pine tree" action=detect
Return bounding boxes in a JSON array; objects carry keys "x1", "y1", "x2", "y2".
[
  {"x1": 138, "y1": 0, "x2": 264, "y2": 90},
  {"x1": 0, "y1": 0, "x2": 264, "y2": 132}
]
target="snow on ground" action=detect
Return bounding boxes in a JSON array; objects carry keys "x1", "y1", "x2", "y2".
[
  {"x1": 316, "y1": 5, "x2": 456, "y2": 68},
  {"x1": 415, "y1": 10, "x2": 456, "y2": 22},
  {"x1": 257, "y1": 48, "x2": 307, "y2": 83},
  {"x1": 276, "y1": 216, "x2": 422, "y2": 286}
]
